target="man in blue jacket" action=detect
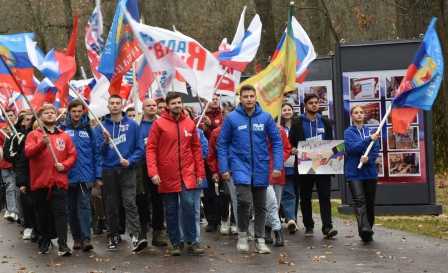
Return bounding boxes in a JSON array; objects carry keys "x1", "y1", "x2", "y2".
[
  {"x1": 137, "y1": 98, "x2": 167, "y2": 247},
  {"x1": 97, "y1": 95, "x2": 147, "y2": 252},
  {"x1": 217, "y1": 84, "x2": 283, "y2": 254},
  {"x1": 63, "y1": 100, "x2": 101, "y2": 252}
]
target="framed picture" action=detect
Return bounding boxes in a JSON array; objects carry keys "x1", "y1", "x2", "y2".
[
  {"x1": 387, "y1": 126, "x2": 419, "y2": 151},
  {"x1": 376, "y1": 153, "x2": 384, "y2": 177},
  {"x1": 349, "y1": 77, "x2": 380, "y2": 100},
  {"x1": 388, "y1": 152, "x2": 421, "y2": 177},
  {"x1": 385, "y1": 75, "x2": 404, "y2": 99},
  {"x1": 349, "y1": 101, "x2": 382, "y2": 126}
]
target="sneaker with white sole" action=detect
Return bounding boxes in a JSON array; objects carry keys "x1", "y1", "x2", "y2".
[
  {"x1": 3, "y1": 211, "x2": 10, "y2": 219},
  {"x1": 286, "y1": 219, "x2": 298, "y2": 234},
  {"x1": 255, "y1": 238, "x2": 271, "y2": 254},
  {"x1": 219, "y1": 221, "x2": 230, "y2": 235},
  {"x1": 22, "y1": 228, "x2": 33, "y2": 240},
  {"x1": 230, "y1": 225, "x2": 238, "y2": 234},
  {"x1": 237, "y1": 232, "x2": 249, "y2": 253}
]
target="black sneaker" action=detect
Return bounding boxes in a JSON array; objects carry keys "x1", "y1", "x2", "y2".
[
  {"x1": 57, "y1": 245, "x2": 72, "y2": 257},
  {"x1": 108, "y1": 236, "x2": 118, "y2": 251},
  {"x1": 205, "y1": 224, "x2": 218, "y2": 232},
  {"x1": 38, "y1": 238, "x2": 51, "y2": 254},
  {"x1": 169, "y1": 245, "x2": 181, "y2": 256},
  {"x1": 304, "y1": 227, "x2": 314, "y2": 237},
  {"x1": 323, "y1": 228, "x2": 338, "y2": 239},
  {"x1": 82, "y1": 240, "x2": 94, "y2": 252},
  {"x1": 131, "y1": 236, "x2": 148, "y2": 252},
  {"x1": 187, "y1": 242, "x2": 205, "y2": 255}
]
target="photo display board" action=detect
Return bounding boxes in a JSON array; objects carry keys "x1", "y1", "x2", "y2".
[
  {"x1": 342, "y1": 70, "x2": 427, "y2": 183},
  {"x1": 337, "y1": 40, "x2": 441, "y2": 214}
]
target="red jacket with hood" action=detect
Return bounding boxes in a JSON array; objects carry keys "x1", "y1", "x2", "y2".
[
  {"x1": 146, "y1": 111, "x2": 205, "y2": 193},
  {"x1": 25, "y1": 128, "x2": 77, "y2": 191},
  {"x1": 207, "y1": 126, "x2": 221, "y2": 174},
  {"x1": 270, "y1": 127, "x2": 292, "y2": 185}
]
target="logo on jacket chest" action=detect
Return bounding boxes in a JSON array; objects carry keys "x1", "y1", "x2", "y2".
[
  {"x1": 184, "y1": 129, "x2": 192, "y2": 137},
  {"x1": 253, "y1": 123, "x2": 264, "y2": 131},
  {"x1": 55, "y1": 138, "x2": 65, "y2": 151}
]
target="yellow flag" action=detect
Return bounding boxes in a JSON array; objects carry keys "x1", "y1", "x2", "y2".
[{"x1": 239, "y1": 5, "x2": 297, "y2": 119}]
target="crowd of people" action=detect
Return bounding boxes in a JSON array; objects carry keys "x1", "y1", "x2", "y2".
[{"x1": 0, "y1": 84, "x2": 380, "y2": 257}]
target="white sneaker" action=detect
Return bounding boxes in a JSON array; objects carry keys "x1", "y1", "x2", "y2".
[
  {"x1": 220, "y1": 221, "x2": 230, "y2": 235},
  {"x1": 237, "y1": 232, "x2": 249, "y2": 253},
  {"x1": 11, "y1": 213, "x2": 18, "y2": 222},
  {"x1": 255, "y1": 238, "x2": 271, "y2": 254},
  {"x1": 3, "y1": 211, "x2": 10, "y2": 219},
  {"x1": 22, "y1": 228, "x2": 33, "y2": 240},
  {"x1": 230, "y1": 225, "x2": 238, "y2": 234}
]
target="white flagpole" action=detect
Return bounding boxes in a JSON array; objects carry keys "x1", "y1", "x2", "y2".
[
  {"x1": 357, "y1": 103, "x2": 391, "y2": 169},
  {"x1": 68, "y1": 83, "x2": 125, "y2": 161},
  {"x1": 195, "y1": 67, "x2": 229, "y2": 127}
]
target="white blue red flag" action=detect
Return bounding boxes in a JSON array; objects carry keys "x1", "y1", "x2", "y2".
[
  {"x1": 272, "y1": 16, "x2": 316, "y2": 83},
  {"x1": 217, "y1": 6, "x2": 262, "y2": 72},
  {"x1": 85, "y1": 0, "x2": 104, "y2": 80}
]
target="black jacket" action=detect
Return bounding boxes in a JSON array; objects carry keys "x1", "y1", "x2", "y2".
[
  {"x1": 3, "y1": 127, "x2": 32, "y2": 188},
  {"x1": 288, "y1": 115, "x2": 333, "y2": 148}
]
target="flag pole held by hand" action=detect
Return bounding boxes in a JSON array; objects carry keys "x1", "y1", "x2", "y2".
[
  {"x1": 68, "y1": 83, "x2": 125, "y2": 161},
  {"x1": 357, "y1": 104, "x2": 391, "y2": 169}
]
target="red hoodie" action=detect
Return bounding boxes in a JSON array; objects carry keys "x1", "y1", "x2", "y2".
[
  {"x1": 146, "y1": 111, "x2": 205, "y2": 193},
  {"x1": 207, "y1": 126, "x2": 221, "y2": 174},
  {"x1": 270, "y1": 127, "x2": 292, "y2": 185},
  {"x1": 25, "y1": 128, "x2": 77, "y2": 191}
]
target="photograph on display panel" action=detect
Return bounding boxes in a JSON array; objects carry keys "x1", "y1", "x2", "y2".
[
  {"x1": 297, "y1": 80, "x2": 333, "y2": 119},
  {"x1": 348, "y1": 101, "x2": 382, "y2": 126},
  {"x1": 388, "y1": 152, "x2": 421, "y2": 177},
  {"x1": 349, "y1": 76, "x2": 380, "y2": 100},
  {"x1": 376, "y1": 153, "x2": 384, "y2": 177},
  {"x1": 385, "y1": 75, "x2": 404, "y2": 99},
  {"x1": 387, "y1": 126, "x2": 420, "y2": 151}
]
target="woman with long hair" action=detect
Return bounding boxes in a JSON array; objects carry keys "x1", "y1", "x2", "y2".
[{"x1": 344, "y1": 105, "x2": 380, "y2": 243}]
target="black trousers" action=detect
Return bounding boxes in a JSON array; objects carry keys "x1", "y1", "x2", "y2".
[
  {"x1": 348, "y1": 179, "x2": 377, "y2": 232},
  {"x1": 33, "y1": 188, "x2": 68, "y2": 247},
  {"x1": 202, "y1": 166, "x2": 220, "y2": 226},
  {"x1": 20, "y1": 191, "x2": 37, "y2": 229},
  {"x1": 299, "y1": 175, "x2": 333, "y2": 231},
  {"x1": 138, "y1": 174, "x2": 165, "y2": 237}
]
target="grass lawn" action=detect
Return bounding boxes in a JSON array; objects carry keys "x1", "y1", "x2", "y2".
[{"x1": 314, "y1": 176, "x2": 448, "y2": 239}]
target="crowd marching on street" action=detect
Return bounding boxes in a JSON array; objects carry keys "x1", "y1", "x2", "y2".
[{"x1": 0, "y1": 85, "x2": 381, "y2": 257}]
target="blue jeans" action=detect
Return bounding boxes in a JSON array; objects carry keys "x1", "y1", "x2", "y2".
[
  {"x1": 67, "y1": 183, "x2": 92, "y2": 241},
  {"x1": 2, "y1": 169, "x2": 19, "y2": 214},
  {"x1": 163, "y1": 187, "x2": 200, "y2": 246},
  {"x1": 281, "y1": 175, "x2": 299, "y2": 221}
]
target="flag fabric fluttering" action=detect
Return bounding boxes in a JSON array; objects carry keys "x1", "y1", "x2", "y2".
[
  {"x1": 240, "y1": 4, "x2": 301, "y2": 119},
  {"x1": 98, "y1": 0, "x2": 141, "y2": 95},
  {"x1": 124, "y1": 7, "x2": 221, "y2": 101},
  {"x1": 391, "y1": 17, "x2": 444, "y2": 134},
  {"x1": 215, "y1": 39, "x2": 241, "y2": 96},
  {"x1": 0, "y1": 33, "x2": 36, "y2": 97},
  {"x1": 217, "y1": 6, "x2": 262, "y2": 72},
  {"x1": 134, "y1": 56, "x2": 154, "y2": 101},
  {"x1": 85, "y1": 0, "x2": 104, "y2": 80},
  {"x1": 271, "y1": 15, "x2": 316, "y2": 83}
]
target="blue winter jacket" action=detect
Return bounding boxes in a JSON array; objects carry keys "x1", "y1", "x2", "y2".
[
  {"x1": 140, "y1": 118, "x2": 156, "y2": 158},
  {"x1": 344, "y1": 125, "x2": 380, "y2": 181},
  {"x1": 97, "y1": 114, "x2": 144, "y2": 169},
  {"x1": 62, "y1": 114, "x2": 102, "y2": 183},
  {"x1": 217, "y1": 103, "x2": 283, "y2": 187}
]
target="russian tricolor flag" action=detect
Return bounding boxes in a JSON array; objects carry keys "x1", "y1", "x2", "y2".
[
  {"x1": 217, "y1": 6, "x2": 262, "y2": 72},
  {"x1": 272, "y1": 16, "x2": 316, "y2": 83}
]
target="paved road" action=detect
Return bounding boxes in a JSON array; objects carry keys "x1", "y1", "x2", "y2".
[{"x1": 0, "y1": 216, "x2": 447, "y2": 273}]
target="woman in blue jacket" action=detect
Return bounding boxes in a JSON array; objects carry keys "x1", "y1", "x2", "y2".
[{"x1": 344, "y1": 105, "x2": 380, "y2": 243}]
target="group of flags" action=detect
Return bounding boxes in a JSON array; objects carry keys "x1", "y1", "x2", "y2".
[{"x1": 0, "y1": 0, "x2": 444, "y2": 138}]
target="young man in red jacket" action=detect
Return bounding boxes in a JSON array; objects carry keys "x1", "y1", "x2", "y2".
[
  {"x1": 146, "y1": 92, "x2": 205, "y2": 256},
  {"x1": 25, "y1": 104, "x2": 77, "y2": 256}
]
